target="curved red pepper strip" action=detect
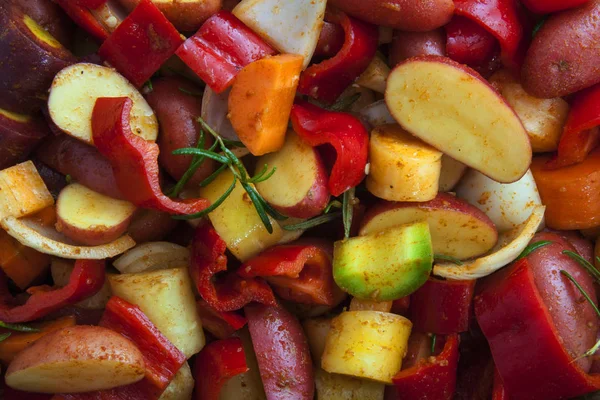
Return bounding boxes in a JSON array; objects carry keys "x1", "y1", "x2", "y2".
[
  {"x1": 239, "y1": 241, "x2": 339, "y2": 306},
  {"x1": 55, "y1": 0, "x2": 109, "y2": 41},
  {"x1": 390, "y1": 335, "x2": 460, "y2": 400},
  {"x1": 290, "y1": 101, "x2": 369, "y2": 197},
  {"x1": 546, "y1": 83, "x2": 600, "y2": 169},
  {"x1": 189, "y1": 223, "x2": 277, "y2": 312},
  {"x1": 92, "y1": 97, "x2": 210, "y2": 215},
  {"x1": 100, "y1": 297, "x2": 186, "y2": 398},
  {"x1": 194, "y1": 337, "x2": 249, "y2": 400},
  {"x1": 410, "y1": 278, "x2": 475, "y2": 335},
  {"x1": 98, "y1": 0, "x2": 184, "y2": 88},
  {"x1": 0, "y1": 260, "x2": 105, "y2": 323},
  {"x1": 297, "y1": 8, "x2": 378, "y2": 104},
  {"x1": 445, "y1": 16, "x2": 498, "y2": 67},
  {"x1": 196, "y1": 299, "x2": 247, "y2": 339},
  {"x1": 474, "y1": 258, "x2": 600, "y2": 400},
  {"x1": 453, "y1": 0, "x2": 530, "y2": 72}
]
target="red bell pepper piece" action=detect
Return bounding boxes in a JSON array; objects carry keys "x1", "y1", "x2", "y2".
[
  {"x1": 492, "y1": 368, "x2": 509, "y2": 400},
  {"x1": 445, "y1": 16, "x2": 499, "y2": 68},
  {"x1": 98, "y1": 0, "x2": 184, "y2": 87},
  {"x1": 0, "y1": 260, "x2": 104, "y2": 323},
  {"x1": 297, "y1": 9, "x2": 378, "y2": 104},
  {"x1": 453, "y1": 0, "x2": 530, "y2": 72},
  {"x1": 410, "y1": 278, "x2": 475, "y2": 335},
  {"x1": 194, "y1": 337, "x2": 249, "y2": 400},
  {"x1": 176, "y1": 11, "x2": 277, "y2": 94},
  {"x1": 474, "y1": 258, "x2": 600, "y2": 400},
  {"x1": 314, "y1": 21, "x2": 345, "y2": 59},
  {"x1": 546, "y1": 83, "x2": 600, "y2": 169},
  {"x1": 91, "y1": 97, "x2": 210, "y2": 215},
  {"x1": 239, "y1": 241, "x2": 339, "y2": 306},
  {"x1": 521, "y1": 0, "x2": 590, "y2": 14},
  {"x1": 54, "y1": 0, "x2": 110, "y2": 41},
  {"x1": 389, "y1": 335, "x2": 460, "y2": 400},
  {"x1": 189, "y1": 223, "x2": 277, "y2": 312},
  {"x1": 99, "y1": 296, "x2": 186, "y2": 399},
  {"x1": 74, "y1": 0, "x2": 107, "y2": 8},
  {"x1": 290, "y1": 101, "x2": 369, "y2": 196},
  {"x1": 196, "y1": 299, "x2": 247, "y2": 339}
]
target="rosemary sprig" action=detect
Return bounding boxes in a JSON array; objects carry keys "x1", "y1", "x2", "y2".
[
  {"x1": 324, "y1": 200, "x2": 343, "y2": 214},
  {"x1": 282, "y1": 212, "x2": 343, "y2": 231},
  {"x1": 563, "y1": 250, "x2": 600, "y2": 284},
  {"x1": 178, "y1": 87, "x2": 203, "y2": 97},
  {"x1": 329, "y1": 92, "x2": 362, "y2": 112},
  {"x1": 430, "y1": 334, "x2": 437, "y2": 354},
  {"x1": 0, "y1": 332, "x2": 10, "y2": 342},
  {"x1": 0, "y1": 321, "x2": 39, "y2": 332},
  {"x1": 515, "y1": 241, "x2": 553, "y2": 261},
  {"x1": 342, "y1": 188, "x2": 355, "y2": 240},
  {"x1": 434, "y1": 254, "x2": 464, "y2": 266},
  {"x1": 560, "y1": 270, "x2": 600, "y2": 359},
  {"x1": 172, "y1": 117, "x2": 284, "y2": 233}
]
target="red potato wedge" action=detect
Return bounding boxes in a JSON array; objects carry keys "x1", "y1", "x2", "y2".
[
  {"x1": 126, "y1": 209, "x2": 179, "y2": 244},
  {"x1": 389, "y1": 29, "x2": 447, "y2": 67},
  {"x1": 360, "y1": 193, "x2": 498, "y2": 260},
  {"x1": 36, "y1": 135, "x2": 123, "y2": 200},
  {"x1": 385, "y1": 56, "x2": 531, "y2": 184},
  {"x1": 48, "y1": 63, "x2": 158, "y2": 145},
  {"x1": 255, "y1": 132, "x2": 330, "y2": 219},
  {"x1": 0, "y1": 108, "x2": 49, "y2": 169},
  {"x1": 118, "y1": 0, "x2": 221, "y2": 32},
  {"x1": 328, "y1": 0, "x2": 454, "y2": 31},
  {"x1": 522, "y1": 1, "x2": 600, "y2": 98},
  {"x1": 13, "y1": 0, "x2": 74, "y2": 47},
  {"x1": 146, "y1": 77, "x2": 216, "y2": 187},
  {"x1": 5, "y1": 326, "x2": 145, "y2": 393},
  {"x1": 0, "y1": 2, "x2": 75, "y2": 114},
  {"x1": 245, "y1": 304, "x2": 314, "y2": 400},
  {"x1": 56, "y1": 183, "x2": 136, "y2": 246}
]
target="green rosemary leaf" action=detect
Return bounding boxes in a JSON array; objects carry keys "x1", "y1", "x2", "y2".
[
  {"x1": 434, "y1": 254, "x2": 464, "y2": 266},
  {"x1": 330, "y1": 92, "x2": 362, "y2": 112},
  {"x1": 324, "y1": 200, "x2": 343, "y2": 214},
  {"x1": 221, "y1": 138, "x2": 246, "y2": 148},
  {"x1": 249, "y1": 166, "x2": 277, "y2": 184},
  {"x1": 560, "y1": 270, "x2": 600, "y2": 359},
  {"x1": 282, "y1": 212, "x2": 342, "y2": 231},
  {"x1": 0, "y1": 332, "x2": 10, "y2": 342},
  {"x1": 199, "y1": 164, "x2": 228, "y2": 188},
  {"x1": 0, "y1": 321, "x2": 39, "y2": 332},
  {"x1": 168, "y1": 132, "x2": 207, "y2": 197},
  {"x1": 563, "y1": 250, "x2": 600, "y2": 283},
  {"x1": 532, "y1": 16, "x2": 547, "y2": 38},
  {"x1": 65, "y1": 174, "x2": 72, "y2": 184},
  {"x1": 171, "y1": 148, "x2": 230, "y2": 164},
  {"x1": 172, "y1": 176, "x2": 237, "y2": 220},
  {"x1": 430, "y1": 334, "x2": 437, "y2": 355},
  {"x1": 144, "y1": 80, "x2": 153, "y2": 91},
  {"x1": 179, "y1": 87, "x2": 203, "y2": 97},
  {"x1": 242, "y1": 182, "x2": 273, "y2": 234},
  {"x1": 515, "y1": 241, "x2": 553, "y2": 261},
  {"x1": 342, "y1": 188, "x2": 355, "y2": 240}
]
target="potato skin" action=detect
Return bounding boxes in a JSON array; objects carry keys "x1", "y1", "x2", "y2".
[
  {"x1": 526, "y1": 232, "x2": 599, "y2": 372},
  {"x1": 0, "y1": 2, "x2": 75, "y2": 113},
  {"x1": 127, "y1": 208, "x2": 179, "y2": 244},
  {"x1": 5, "y1": 325, "x2": 145, "y2": 393},
  {"x1": 389, "y1": 29, "x2": 446, "y2": 67},
  {"x1": 118, "y1": 0, "x2": 221, "y2": 32},
  {"x1": 522, "y1": 0, "x2": 600, "y2": 98},
  {"x1": 12, "y1": 0, "x2": 74, "y2": 48},
  {"x1": 0, "y1": 111, "x2": 50, "y2": 169},
  {"x1": 36, "y1": 135, "x2": 124, "y2": 200},
  {"x1": 328, "y1": 0, "x2": 454, "y2": 31},
  {"x1": 146, "y1": 77, "x2": 216, "y2": 188}
]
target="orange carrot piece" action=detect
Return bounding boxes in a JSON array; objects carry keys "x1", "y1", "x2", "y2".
[
  {"x1": 228, "y1": 54, "x2": 304, "y2": 156},
  {"x1": 0, "y1": 315, "x2": 76, "y2": 364},
  {"x1": 531, "y1": 150, "x2": 600, "y2": 230}
]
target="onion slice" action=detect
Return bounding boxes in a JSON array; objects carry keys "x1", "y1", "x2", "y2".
[
  {"x1": 113, "y1": 241, "x2": 190, "y2": 274},
  {"x1": 201, "y1": 86, "x2": 240, "y2": 142},
  {"x1": 1, "y1": 216, "x2": 135, "y2": 259},
  {"x1": 433, "y1": 205, "x2": 546, "y2": 280},
  {"x1": 358, "y1": 100, "x2": 395, "y2": 129}
]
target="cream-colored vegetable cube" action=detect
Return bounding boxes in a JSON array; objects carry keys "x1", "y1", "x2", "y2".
[
  {"x1": 0, "y1": 161, "x2": 53, "y2": 219},
  {"x1": 315, "y1": 368, "x2": 384, "y2": 400},
  {"x1": 321, "y1": 311, "x2": 411, "y2": 383},
  {"x1": 159, "y1": 362, "x2": 194, "y2": 400},
  {"x1": 109, "y1": 268, "x2": 205, "y2": 358}
]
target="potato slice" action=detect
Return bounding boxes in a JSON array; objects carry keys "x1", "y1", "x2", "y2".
[
  {"x1": 56, "y1": 183, "x2": 136, "y2": 246},
  {"x1": 108, "y1": 267, "x2": 205, "y2": 358},
  {"x1": 48, "y1": 63, "x2": 158, "y2": 144},
  {"x1": 386, "y1": 56, "x2": 531, "y2": 183},
  {"x1": 321, "y1": 311, "x2": 411, "y2": 383},
  {"x1": 315, "y1": 368, "x2": 385, "y2": 400},
  {"x1": 366, "y1": 124, "x2": 442, "y2": 202},
  {"x1": 0, "y1": 161, "x2": 53, "y2": 220},
  {"x1": 158, "y1": 362, "x2": 194, "y2": 400},
  {"x1": 5, "y1": 326, "x2": 145, "y2": 393}
]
